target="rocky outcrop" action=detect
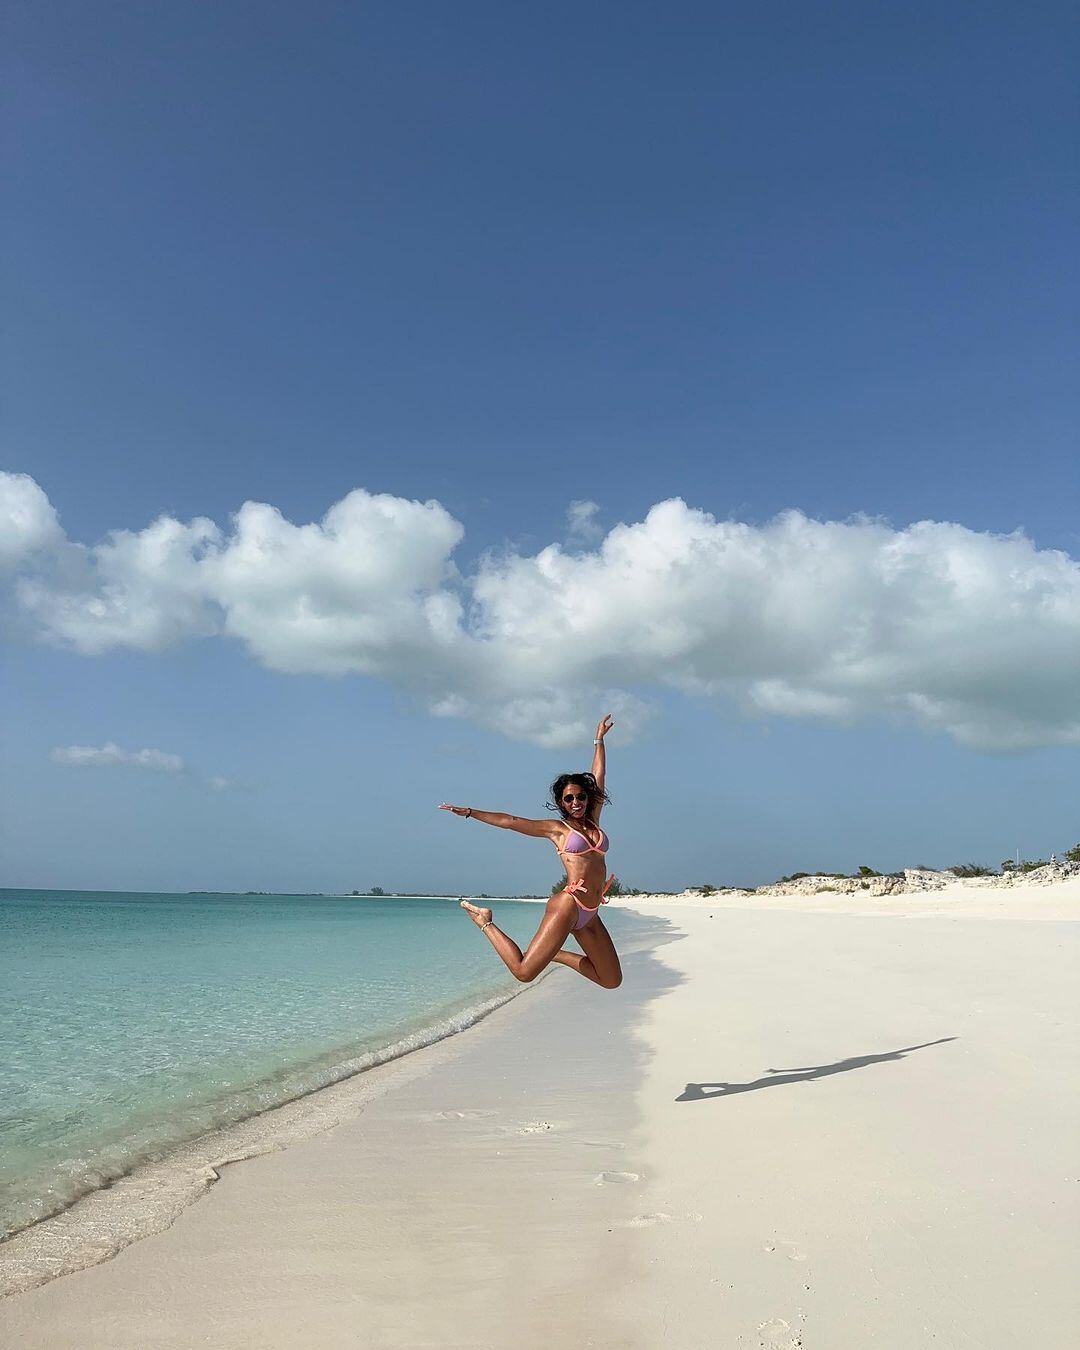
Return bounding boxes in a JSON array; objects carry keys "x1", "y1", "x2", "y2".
[
  {"x1": 752, "y1": 872, "x2": 913, "y2": 898},
  {"x1": 992, "y1": 861, "x2": 1080, "y2": 887},
  {"x1": 669, "y1": 860, "x2": 1080, "y2": 901}
]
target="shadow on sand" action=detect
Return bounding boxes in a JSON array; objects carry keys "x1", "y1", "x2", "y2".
[{"x1": 676, "y1": 1037, "x2": 957, "y2": 1102}]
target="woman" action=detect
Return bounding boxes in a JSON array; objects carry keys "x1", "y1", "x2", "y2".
[{"x1": 438, "y1": 714, "x2": 622, "y2": 990}]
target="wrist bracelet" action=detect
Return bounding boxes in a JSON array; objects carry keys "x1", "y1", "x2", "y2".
[
  {"x1": 465, "y1": 807, "x2": 472, "y2": 817},
  {"x1": 480, "y1": 920, "x2": 493, "y2": 934},
  {"x1": 593, "y1": 739, "x2": 601, "y2": 745}
]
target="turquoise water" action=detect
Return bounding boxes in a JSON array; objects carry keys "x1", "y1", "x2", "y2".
[{"x1": 0, "y1": 889, "x2": 536, "y2": 1238}]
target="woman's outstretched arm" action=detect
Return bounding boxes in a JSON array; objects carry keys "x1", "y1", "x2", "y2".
[{"x1": 439, "y1": 804, "x2": 558, "y2": 840}]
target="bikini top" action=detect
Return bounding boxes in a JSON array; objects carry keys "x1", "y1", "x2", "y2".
[{"x1": 556, "y1": 820, "x2": 610, "y2": 860}]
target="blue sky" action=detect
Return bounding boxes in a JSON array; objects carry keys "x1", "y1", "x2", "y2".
[{"x1": 3, "y1": 2, "x2": 1078, "y2": 893}]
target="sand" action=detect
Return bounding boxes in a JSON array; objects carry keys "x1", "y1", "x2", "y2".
[{"x1": 1, "y1": 882, "x2": 1077, "y2": 1349}]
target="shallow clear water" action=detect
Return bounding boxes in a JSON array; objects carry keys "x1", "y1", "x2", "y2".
[{"x1": 0, "y1": 889, "x2": 530, "y2": 1237}]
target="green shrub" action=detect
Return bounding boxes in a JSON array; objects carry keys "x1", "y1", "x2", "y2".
[
  {"x1": 1004, "y1": 858, "x2": 1050, "y2": 874},
  {"x1": 551, "y1": 875, "x2": 640, "y2": 897},
  {"x1": 1016, "y1": 858, "x2": 1049, "y2": 873}
]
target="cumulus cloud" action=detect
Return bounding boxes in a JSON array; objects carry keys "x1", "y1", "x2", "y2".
[
  {"x1": 16, "y1": 514, "x2": 221, "y2": 654},
  {"x1": 6, "y1": 471, "x2": 1080, "y2": 752},
  {"x1": 0, "y1": 472, "x2": 65, "y2": 573},
  {"x1": 469, "y1": 503, "x2": 1080, "y2": 750},
  {"x1": 205, "y1": 491, "x2": 464, "y2": 676},
  {"x1": 51, "y1": 742, "x2": 186, "y2": 772}
]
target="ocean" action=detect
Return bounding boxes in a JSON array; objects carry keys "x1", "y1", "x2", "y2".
[{"x1": 0, "y1": 888, "x2": 555, "y2": 1240}]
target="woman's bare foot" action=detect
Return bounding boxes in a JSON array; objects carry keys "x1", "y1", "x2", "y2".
[{"x1": 460, "y1": 899, "x2": 493, "y2": 928}]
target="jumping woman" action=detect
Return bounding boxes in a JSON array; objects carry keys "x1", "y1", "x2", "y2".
[{"x1": 438, "y1": 714, "x2": 622, "y2": 990}]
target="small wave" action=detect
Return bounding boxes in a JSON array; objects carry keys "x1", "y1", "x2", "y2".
[{"x1": 0, "y1": 973, "x2": 547, "y2": 1298}]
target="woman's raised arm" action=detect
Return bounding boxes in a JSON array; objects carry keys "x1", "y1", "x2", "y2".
[
  {"x1": 439, "y1": 805, "x2": 558, "y2": 840},
  {"x1": 591, "y1": 713, "x2": 614, "y2": 793}
]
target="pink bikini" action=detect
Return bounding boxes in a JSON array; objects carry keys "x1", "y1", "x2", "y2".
[{"x1": 556, "y1": 822, "x2": 616, "y2": 929}]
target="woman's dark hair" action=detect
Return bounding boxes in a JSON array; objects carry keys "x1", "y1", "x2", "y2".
[{"x1": 547, "y1": 772, "x2": 611, "y2": 820}]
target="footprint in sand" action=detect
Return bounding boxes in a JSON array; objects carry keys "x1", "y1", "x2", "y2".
[
  {"x1": 517, "y1": 1121, "x2": 554, "y2": 1134},
  {"x1": 756, "y1": 1317, "x2": 803, "y2": 1349},
  {"x1": 763, "y1": 1240, "x2": 808, "y2": 1262},
  {"x1": 593, "y1": 1170, "x2": 641, "y2": 1185},
  {"x1": 435, "y1": 1109, "x2": 496, "y2": 1122},
  {"x1": 624, "y1": 1212, "x2": 672, "y2": 1227}
]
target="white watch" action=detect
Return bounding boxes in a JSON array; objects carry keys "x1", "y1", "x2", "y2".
[{"x1": 593, "y1": 739, "x2": 602, "y2": 745}]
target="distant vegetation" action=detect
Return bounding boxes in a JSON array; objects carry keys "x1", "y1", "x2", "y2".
[
  {"x1": 607, "y1": 878, "x2": 642, "y2": 896},
  {"x1": 776, "y1": 870, "x2": 858, "y2": 884},
  {"x1": 1002, "y1": 858, "x2": 1050, "y2": 874},
  {"x1": 770, "y1": 844, "x2": 1079, "y2": 889},
  {"x1": 551, "y1": 874, "x2": 641, "y2": 897}
]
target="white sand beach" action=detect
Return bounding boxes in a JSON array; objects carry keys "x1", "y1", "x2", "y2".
[{"x1": 2, "y1": 879, "x2": 1077, "y2": 1349}]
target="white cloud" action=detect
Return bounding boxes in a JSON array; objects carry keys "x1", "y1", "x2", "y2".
[
  {"x1": 16, "y1": 513, "x2": 221, "y2": 655},
  {"x1": 465, "y1": 503, "x2": 1080, "y2": 750},
  {"x1": 7, "y1": 472, "x2": 1080, "y2": 752},
  {"x1": 0, "y1": 473, "x2": 65, "y2": 573},
  {"x1": 204, "y1": 490, "x2": 464, "y2": 676},
  {"x1": 208, "y1": 775, "x2": 231, "y2": 792},
  {"x1": 51, "y1": 742, "x2": 186, "y2": 772}
]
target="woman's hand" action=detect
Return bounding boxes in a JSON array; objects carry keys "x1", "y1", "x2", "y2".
[
  {"x1": 595, "y1": 713, "x2": 614, "y2": 742},
  {"x1": 439, "y1": 803, "x2": 471, "y2": 818}
]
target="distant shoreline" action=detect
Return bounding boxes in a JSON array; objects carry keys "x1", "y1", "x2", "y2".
[
  {"x1": 5, "y1": 863, "x2": 1076, "y2": 901},
  {"x1": 0, "y1": 888, "x2": 548, "y2": 901}
]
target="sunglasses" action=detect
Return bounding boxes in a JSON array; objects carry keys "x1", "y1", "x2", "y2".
[{"x1": 562, "y1": 793, "x2": 588, "y2": 803}]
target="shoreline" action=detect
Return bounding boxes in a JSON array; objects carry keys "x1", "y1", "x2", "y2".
[
  {"x1": 1, "y1": 882, "x2": 1076, "y2": 1347},
  {"x1": 0, "y1": 973, "x2": 545, "y2": 1297},
  {"x1": 0, "y1": 906, "x2": 679, "y2": 1348}
]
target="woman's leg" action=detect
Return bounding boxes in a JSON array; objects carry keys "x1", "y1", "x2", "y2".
[
  {"x1": 550, "y1": 947, "x2": 606, "y2": 984},
  {"x1": 565, "y1": 912, "x2": 622, "y2": 989},
  {"x1": 536, "y1": 912, "x2": 624, "y2": 989},
  {"x1": 550, "y1": 946, "x2": 590, "y2": 975},
  {"x1": 460, "y1": 894, "x2": 576, "y2": 982}
]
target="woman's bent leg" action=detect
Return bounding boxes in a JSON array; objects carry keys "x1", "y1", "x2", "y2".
[
  {"x1": 461, "y1": 894, "x2": 576, "y2": 982},
  {"x1": 551, "y1": 947, "x2": 607, "y2": 986},
  {"x1": 570, "y1": 913, "x2": 622, "y2": 989}
]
